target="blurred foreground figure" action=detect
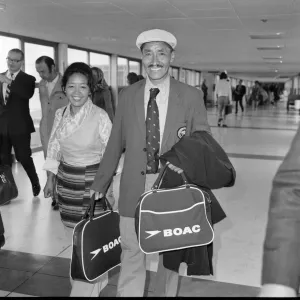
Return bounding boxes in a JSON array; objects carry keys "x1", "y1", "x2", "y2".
[{"x1": 259, "y1": 124, "x2": 300, "y2": 298}]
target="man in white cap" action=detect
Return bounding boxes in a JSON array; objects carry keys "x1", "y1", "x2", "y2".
[{"x1": 90, "y1": 28, "x2": 210, "y2": 297}]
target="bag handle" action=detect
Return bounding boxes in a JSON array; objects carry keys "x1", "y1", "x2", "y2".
[
  {"x1": 82, "y1": 194, "x2": 113, "y2": 222},
  {"x1": 152, "y1": 163, "x2": 189, "y2": 190}
]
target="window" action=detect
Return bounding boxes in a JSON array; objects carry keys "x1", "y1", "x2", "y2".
[
  {"x1": 186, "y1": 70, "x2": 193, "y2": 85},
  {"x1": 90, "y1": 52, "x2": 111, "y2": 85},
  {"x1": 68, "y1": 48, "x2": 88, "y2": 65},
  {"x1": 0, "y1": 35, "x2": 21, "y2": 71},
  {"x1": 195, "y1": 72, "x2": 200, "y2": 86},
  {"x1": 117, "y1": 57, "x2": 128, "y2": 86},
  {"x1": 24, "y1": 43, "x2": 55, "y2": 123},
  {"x1": 129, "y1": 61, "x2": 140, "y2": 75}
]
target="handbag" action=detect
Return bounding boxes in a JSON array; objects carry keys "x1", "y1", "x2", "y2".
[
  {"x1": 225, "y1": 104, "x2": 233, "y2": 115},
  {"x1": 135, "y1": 165, "x2": 214, "y2": 255},
  {"x1": 0, "y1": 164, "x2": 18, "y2": 206},
  {"x1": 70, "y1": 195, "x2": 121, "y2": 282}
]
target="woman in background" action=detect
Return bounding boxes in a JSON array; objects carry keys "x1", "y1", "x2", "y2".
[
  {"x1": 215, "y1": 72, "x2": 232, "y2": 127},
  {"x1": 43, "y1": 62, "x2": 114, "y2": 296},
  {"x1": 91, "y1": 67, "x2": 114, "y2": 122}
]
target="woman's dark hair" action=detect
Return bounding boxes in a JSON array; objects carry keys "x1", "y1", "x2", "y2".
[
  {"x1": 61, "y1": 62, "x2": 94, "y2": 95},
  {"x1": 91, "y1": 66, "x2": 109, "y2": 90},
  {"x1": 219, "y1": 72, "x2": 228, "y2": 80},
  {"x1": 137, "y1": 74, "x2": 144, "y2": 81},
  {"x1": 127, "y1": 72, "x2": 139, "y2": 85}
]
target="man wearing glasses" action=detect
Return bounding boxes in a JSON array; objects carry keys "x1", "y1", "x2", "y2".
[{"x1": 0, "y1": 48, "x2": 41, "y2": 198}]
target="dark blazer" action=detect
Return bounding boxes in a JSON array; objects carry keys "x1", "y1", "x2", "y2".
[
  {"x1": 91, "y1": 77, "x2": 210, "y2": 218},
  {"x1": 262, "y1": 124, "x2": 300, "y2": 292},
  {"x1": 0, "y1": 70, "x2": 36, "y2": 135},
  {"x1": 234, "y1": 84, "x2": 246, "y2": 100},
  {"x1": 159, "y1": 131, "x2": 235, "y2": 275}
]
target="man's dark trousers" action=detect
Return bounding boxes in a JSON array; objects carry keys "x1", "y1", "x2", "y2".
[
  {"x1": 0, "y1": 70, "x2": 39, "y2": 187},
  {"x1": 235, "y1": 96, "x2": 244, "y2": 113},
  {"x1": 0, "y1": 131, "x2": 39, "y2": 186}
]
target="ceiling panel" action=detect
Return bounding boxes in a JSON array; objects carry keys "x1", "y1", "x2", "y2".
[
  {"x1": 178, "y1": 8, "x2": 236, "y2": 18},
  {"x1": 192, "y1": 17, "x2": 241, "y2": 31},
  {"x1": 110, "y1": 0, "x2": 185, "y2": 19},
  {"x1": 240, "y1": 14, "x2": 299, "y2": 32},
  {"x1": 291, "y1": 0, "x2": 300, "y2": 13},
  {"x1": 8, "y1": 0, "x2": 58, "y2": 7},
  {"x1": 0, "y1": 0, "x2": 299, "y2": 81},
  {"x1": 230, "y1": 0, "x2": 294, "y2": 17},
  {"x1": 52, "y1": 1, "x2": 129, "y2": 15},
  {"x1": 168, "y1": 0, "x2": 231, "y2": 10},
  {"x1": 49, "y1": 0, "x2": 108, "y2": 4}
]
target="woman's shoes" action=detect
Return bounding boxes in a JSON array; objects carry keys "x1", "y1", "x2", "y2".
[
  {"x1": 218, "y1": 118, "x2": 222, "y2": 127},
  {"x1": 222, "y1": 124, "x2": 228, "y2": 128}
]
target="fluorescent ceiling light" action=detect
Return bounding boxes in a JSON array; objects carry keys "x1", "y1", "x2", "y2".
[
  {"x1": 263, "y1": 56, "x2": 283, "y2": 59},
  {"x1": 257, "y1": 45, "x2": 284, "y2": 50},
  {"x1": 0, "y1": 2, "x2": 6, "y2": 11},
  {"x1": 250, "y1": 32, "x2": 284, "y2": 39}
]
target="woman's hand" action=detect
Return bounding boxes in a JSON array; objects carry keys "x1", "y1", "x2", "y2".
[
  {"x1": 90, "y1": 189, "x2": 103, "y2": 201},
  {"x1": 44, "y1": 178, "x2": 54, "y2": 198}
]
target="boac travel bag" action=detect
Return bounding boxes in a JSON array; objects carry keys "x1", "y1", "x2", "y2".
[
  {"x1": 0, "y1": 165, "x2": 18, "y2": 206},
  {"x1": 135, "y1": 165, "x2": 214, "y2": 254},
  {"x1": 71, "y1": 195, "x2": 121, "y2": 282}
]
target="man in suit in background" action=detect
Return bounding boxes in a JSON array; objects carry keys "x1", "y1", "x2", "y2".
[
  {"x1": 35, "y1": 56, "x2": 68, "y2": 209},
  {"x1": 0, "y1": 48, "x2": 40, "y2": 197},
  {"x1": 259, "y1": 124, "x2": 300, "y2": 298},
  {"x1": 201, "y1": 79, "x2": 208, "y2": 108},
  {"x1": 234, "y1": 79, "x2": 246, "y2": 114},
  {"x1": 90, "y1": 29, "x2": 210, "y2": 297}
]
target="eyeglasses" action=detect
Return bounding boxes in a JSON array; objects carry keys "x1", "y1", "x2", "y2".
[{"x1": 6, "y1": 57, "x2": 22, "y2": 63}]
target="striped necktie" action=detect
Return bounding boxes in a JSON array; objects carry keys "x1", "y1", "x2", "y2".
[
  {"x1": 146, "y1": 88, "x2": 160, "y2": 174},
  {"x1": 4, "y1": 73, "x2": 14, "y2": 105}
]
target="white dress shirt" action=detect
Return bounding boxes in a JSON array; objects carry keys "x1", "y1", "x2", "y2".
[
  {"x1": 144, "y1": 75, "x2": 170, "y2": 150},
  {"x1": 2, "y1": 69, "x2": 21, "y2": 98},
  {"x1": 46, "y1": 74, "x2": 59, "y2": 97}
]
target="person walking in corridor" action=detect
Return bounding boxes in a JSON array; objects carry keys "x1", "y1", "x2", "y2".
[
  {"x1": 90, "y1": 28, "x2": 210, "y2": 297},
  {"x1": 0, "y1": 48, "x2": 40, "y2": 197}
]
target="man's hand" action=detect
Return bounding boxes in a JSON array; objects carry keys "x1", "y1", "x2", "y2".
[
  {"x1": 90, "y1": 189, "x2": 103, "y2": 201},
  {"x1": 0, "y1": 74, "x2": 12, "y2": 85},
  {"x1": 166, "y1": 162, "x2": 183, "y2": 174},
  {"x1": 38, "y1": 80, "x2": 48, "y2": 96}
]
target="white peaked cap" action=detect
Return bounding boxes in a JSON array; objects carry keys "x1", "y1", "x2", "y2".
[{"x1": 136, "y1": 29, "x2": 177, "y2": 50}]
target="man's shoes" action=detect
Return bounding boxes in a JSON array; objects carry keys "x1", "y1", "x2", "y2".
[
  {"x1": 0, "y1": 235, "x2": 5, "y2": 248},
  {"x1": 222, "y1": 124, "x2": 228, "y2": 128},
  {"x1": 51, "y1": 199, "x2": 56, "y2": 207},
  {"x1": 53, "y1": 203, "x2": 59, "y2": 211},
  {"x1": 32, "y1": 182, "x2": 41, "y2": 197}
]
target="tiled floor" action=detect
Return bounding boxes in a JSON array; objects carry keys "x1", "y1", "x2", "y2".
[{"x1": 0, "y1": 100, "x2": 298, "y2": 297}]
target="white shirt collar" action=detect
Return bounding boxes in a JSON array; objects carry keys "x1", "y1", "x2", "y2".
[
  {"x1": 47, "y1": 73, "x2": 59, "y2": 86},
  {"x1": 6, "y1": 69, "x2": 21, "y2": 80}
]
